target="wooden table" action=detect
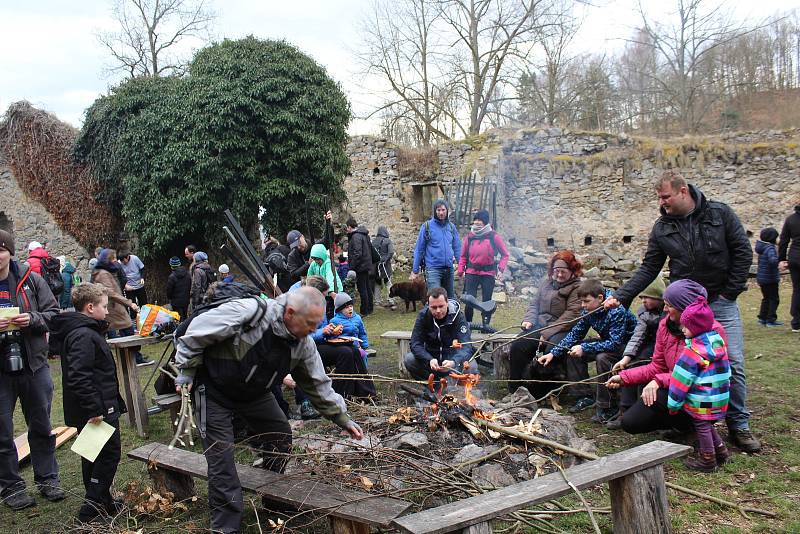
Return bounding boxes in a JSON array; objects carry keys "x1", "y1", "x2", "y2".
[{"x1": 107, "y1": 334, "x2": 170, "y2": 438}]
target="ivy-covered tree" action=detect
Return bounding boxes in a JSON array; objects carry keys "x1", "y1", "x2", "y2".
[{"x1": 75, "y1": 37, "x2": 350, "y2": 257}]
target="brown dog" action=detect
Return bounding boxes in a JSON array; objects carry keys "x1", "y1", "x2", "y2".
[{"x1": 389, "y1": 278, "x2": 427, "y2": 312}]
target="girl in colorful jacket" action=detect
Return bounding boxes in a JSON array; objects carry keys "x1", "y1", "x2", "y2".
[{"x1": 668, "y1": 296, "x2": 731, "y2": 472}]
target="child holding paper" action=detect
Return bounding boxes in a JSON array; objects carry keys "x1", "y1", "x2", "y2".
[{"x1": 48, "y1": 283, "x2": 126, "y2": 522}]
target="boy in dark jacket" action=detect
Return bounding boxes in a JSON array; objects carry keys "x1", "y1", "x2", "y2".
[
  {"x1": 539, "y1": 279, "x2": 637, "y2": 423},
  {"x1": 49, "y1": 283, "x2": 126, "y2": 522},
  {"x1": 165, "y1": 256, "x2": 191, "y2": 320},
  {"x1": 755, "y1": 227, "x2": 782, "y2": 326}
]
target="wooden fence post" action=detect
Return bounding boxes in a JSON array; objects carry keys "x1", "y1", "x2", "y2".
[{"x1": 608, "y1": 464, "x2": 672, "y2": 534}]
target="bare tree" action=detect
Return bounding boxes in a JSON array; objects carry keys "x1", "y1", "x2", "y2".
[
  {"x1": 438, "y1": 0, "x2": 552, "y2": 135},
  {"x1": 630, "y1": 0, "x2": 758, "y2": 132},
  {"x1": 98, "y1": 0, "x2": 215, "y2": 77},
  {"x1": 356, "y1": 0, "x2": 463, "y2": 145}
]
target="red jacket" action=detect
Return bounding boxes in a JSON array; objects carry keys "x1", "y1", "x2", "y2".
[
  {"x1": 26, "y1": 247, "x2": 49, "y2": 276},
  {"x1": 458, "y1": 231, "x2": 509, "y2": 276},
  {"x1": 619, "y1": 317, "x2": 727, "y2": 389}
]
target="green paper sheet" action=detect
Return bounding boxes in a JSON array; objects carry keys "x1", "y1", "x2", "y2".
[{"x1": 71, "y1": 420, "x2": 115, "y2": 462}]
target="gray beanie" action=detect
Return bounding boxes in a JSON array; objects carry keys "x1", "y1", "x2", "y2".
[{"x1": 334, "y1": 292, "x2": 353, "y2": 312}]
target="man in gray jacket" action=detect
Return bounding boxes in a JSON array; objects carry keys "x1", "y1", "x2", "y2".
[
  {"x1": 0, "y1": 230, "x2": 64, "y2": 510},
  {"x1": 174, "y1": 286, "x2": 362, "y2": 534}
]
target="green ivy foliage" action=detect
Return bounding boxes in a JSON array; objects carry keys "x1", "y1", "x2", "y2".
[{"x1": 75, "y1": 37, "x2": 350, "y2": 256}]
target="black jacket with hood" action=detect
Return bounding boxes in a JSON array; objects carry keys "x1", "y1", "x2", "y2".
[
  {"x1": 347, "y1": 225, "x2": 373, "y2": 273},
  {"x1": 166, "y1": 266, "x2": 192, "y2": 313},
  {"x1": 778, "y1": 205, "x2": 800, "y2": 264},
  {"x1": 410, "y1": 299, "x2": 472, "y2": 364},
  {"x1": 2, "y1": 261, "x2": 59, "y2": 374},
  {"x1": 48, "y1": 312, "x2": 126, "y2": 427},
  {"x1": 614, "y1": 185, "x2": 752, "y2": 306}
]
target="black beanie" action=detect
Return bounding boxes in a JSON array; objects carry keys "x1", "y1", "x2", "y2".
[
  {"x1": 760, "y1": 227, "x2": 778, "y2": 244},
  {"x1": 473, "y1": 210, "x2": 490, "y2": 225}
]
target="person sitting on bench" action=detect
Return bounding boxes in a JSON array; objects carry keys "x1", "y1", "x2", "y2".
[
  {"x1": 404, "y1": 287, "x2": 472, "y2": 380},
  {"x1": 174, "y1": 286, "x2": 363, "y2": 534}
]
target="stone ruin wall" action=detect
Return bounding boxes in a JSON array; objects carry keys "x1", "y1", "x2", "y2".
[
  {"x1": 344, "y1": 128, "x2": 800, "y2": 290},
  {"x1": 0, "y1": 165, "x2": 92, "y2": 277}
]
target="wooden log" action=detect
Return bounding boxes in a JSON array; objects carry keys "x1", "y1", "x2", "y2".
[
  {"x1": 149, "y1": 463, "x2": 196, "y2": 501},
  {"x1": 462, "y1": 522, "x2": 491, "y2": 534},
  {"x1": 329, "y1": 517, "x2": 371, "y2": 534},
  {"x1": 609, "y1": 464, "x2": 671, "y2": 534},
  {"x1": 492, "y1": 343, "x2": 511, "y2": 380}
]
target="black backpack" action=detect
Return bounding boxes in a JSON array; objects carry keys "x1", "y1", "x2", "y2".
[
  {"x1": 265, "y1": 250, "x2": 288, "y2": 274},
  {"x1": 370, "y1": 239, "x2": 381, "y2": 264},
  {"x1": 40, "y1": 256, "x2": 64, "y2": 296}
]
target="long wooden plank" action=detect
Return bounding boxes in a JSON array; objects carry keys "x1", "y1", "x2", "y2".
[
  {"x1": 391, "y1": 440, "x2": 691, "y2": 534},
  {"x1": 128, "y1": 443, "x2": 412, "y2": 527},
  {"x1": 107, "y1": 334, "x2": 165, "y2": 349},
  {"x1": 16, "y1": 426, "x2": 77, "y2": 463}
]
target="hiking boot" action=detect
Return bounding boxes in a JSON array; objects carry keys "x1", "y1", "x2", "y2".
[
  {"x1": 765, "y1": 321, "x2": 784, "y2": 327},
  {"x1": 757, "y1": 319, "x2": 767, "y2": 326},
  {"x1": 3, "y1": 490, "x2": 35, "y2": 510},
  {"x1": 606, "y1": 416, "x2": 624, "y2": 430},
  {"x1": 684, "y1": 451, "x2": 718, "y2": 472},
  {"x1": 715, "y1": 442, "x2": 731, "y2": 465},
  {"x1": 300, "y1": 400, "x2": 320, "y2": 420},
  {"x1": 135, "y1": 354, "x2": 154, "y2": 367},
  {"x1": 730, "y1": 428, "x2": 761, "y2": 453},
  {"x1": 38, "y1": 482, "x2": 66, "y2": 502},
  {"x1": 568, "y1": 396, "x2": 595, "y2": 413},
  {"x1": 590, "y1": 407, "x2": 618, "y2": 424}
]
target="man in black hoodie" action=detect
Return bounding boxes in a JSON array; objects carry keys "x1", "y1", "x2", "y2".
[
  {"x1": 0, "y1": 229, "x2": 64, "y2": 510},
  {"x1": 49, "y1": 283, "x2": 126, "y2": 523},
  {"x1": 346, "y1": 217, "x2": 374, "y2": 316},
  {"x1": 166, "y1": 256, "x2": 191, "y2": 320},
  {"x1": 779, "y1": 205, "x2": 800, "y2": 332},
  {"x1": 604, "y1": 171, "x2": 760, "y2": 453}
]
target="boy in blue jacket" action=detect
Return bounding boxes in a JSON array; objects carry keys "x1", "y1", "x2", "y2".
[
  {"x1": 539, "y1": 279, "x2": 637, "y2": 422},
  {"x1": 328, "y1": 293, "x2": 369, "y2": 365},
  {"x1": 755, "y1": 227, "x2": 782, "y2": 326}
]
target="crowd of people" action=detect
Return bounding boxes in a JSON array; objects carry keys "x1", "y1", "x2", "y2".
[{"x1": 1, "y1": 168, "x2": 798, "y2": 531}]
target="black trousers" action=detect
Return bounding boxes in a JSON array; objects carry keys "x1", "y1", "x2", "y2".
[
  {"x1": 790, "y1": 262, "x2": 800, "y2": 329},
  {"x1": 508, "y1": 330, "x2": 567, "y2": 399},
  {"x1": 355, "y1": 270, "x2": 373, "y2": 315},
  {"x1": 0, "y1": 366, "x2": 59, "y2": 498},
  {"x1": 195, "y1": 385, "x2": 292, "y2": 534},
  {"x1": 78, "y1": 419, "x2": 121, "y2": 519},
  {"x1": 621, "y1": 388, "x2": 693, "y2": 435},
  {"x1": 758, "y1": 283, "x2": 780, "y2": 323},
  {"x1": 125, "y1": 287, "x2": 148, "y2": 318},
  {"x1": 463, "y1": 274, "x2": 495, "y2": 323},
  {"x1": 317, "y1": 343, "x2": 376, "y2": 399}
]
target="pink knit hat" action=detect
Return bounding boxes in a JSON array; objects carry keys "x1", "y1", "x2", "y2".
[{"x1": 680, "y1": 296, "x2": 714, "y2": 337}]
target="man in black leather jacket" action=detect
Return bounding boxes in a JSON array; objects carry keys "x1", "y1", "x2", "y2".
[{"x1": 605, "y1": 171, "x2": 761, "y2": 453}]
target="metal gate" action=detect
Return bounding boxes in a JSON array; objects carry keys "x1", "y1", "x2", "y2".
[{"x1": 448, "y1": 169, "x2": 497, "y2": 228}]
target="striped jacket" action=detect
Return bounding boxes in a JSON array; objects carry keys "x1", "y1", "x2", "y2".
[{"x1": 667, "y1": 330, "x2": 730, "y2": 421}]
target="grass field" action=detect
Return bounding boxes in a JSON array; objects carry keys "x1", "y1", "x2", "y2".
[{"x1": 1, "y1": 281, "x2": 798, "y2": 533}]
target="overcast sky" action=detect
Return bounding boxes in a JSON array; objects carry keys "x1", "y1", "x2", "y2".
[{"x1": 0, "y1": 0, "x2": 795, "y2": 134}]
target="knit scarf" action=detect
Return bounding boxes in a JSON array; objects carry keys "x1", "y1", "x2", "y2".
[{"x1": 470, "y1": 223, "x2": 493, "y2": 236}]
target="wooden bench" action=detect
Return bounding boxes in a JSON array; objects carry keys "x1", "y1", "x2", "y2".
[
  {"x1": 129, "y1": 442, "x2": 413, "y2": 533},
  {"x1": 391, "y1": 440, "x2": 691, "y2": 534},
  {"x1": 381, "y1": 330, "x2": 517, "y2": 376},
  {"x1": 107, "y1": 334, "x2": 171, "y2": 438}
]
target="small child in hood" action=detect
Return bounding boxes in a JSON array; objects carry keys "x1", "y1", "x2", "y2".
[
  {"x1": 48, "y1": 283, "x2": 126, "y2": 521},
  {"x1": 667, "y1": 295, "x2": 731, "y2": 472},
  {"x1": 328, "y1": 293, "x2": 369, "y2": 365},
  {"x1": 755, "y1": 227, "x2": 782, "y2": 327},
  {"x1": 218, "y1": 264, "x2": 234, "y2": 284}
]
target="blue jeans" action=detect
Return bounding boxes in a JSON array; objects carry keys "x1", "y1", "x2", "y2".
[
  {"x1": 709, "y1": 297, "x2": 750, "y2": 431},
  {"x1": 424, "y1": 266, "x2": 455, "y2": 299}
]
